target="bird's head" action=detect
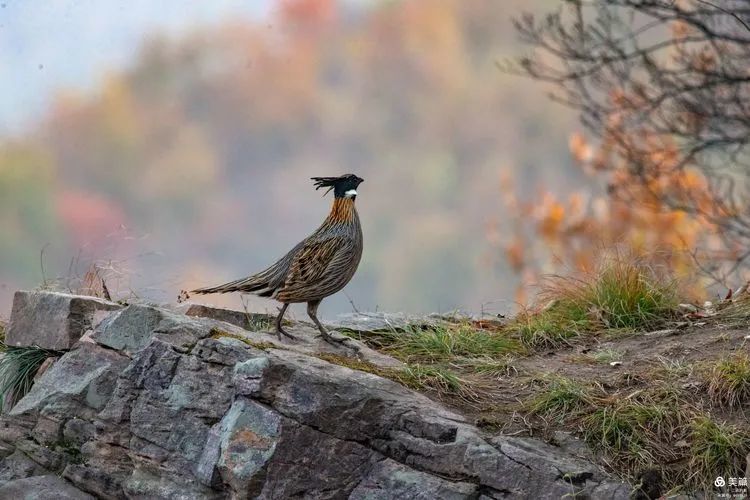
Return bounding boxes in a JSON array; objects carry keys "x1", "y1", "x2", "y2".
[{"x1": 311, "y1": 174, "x2": 364, "y2": 199}]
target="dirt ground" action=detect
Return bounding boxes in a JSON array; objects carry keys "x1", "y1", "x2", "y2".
[{"x1": 467, "y1": 322, "x2": 749, "y2": 431}]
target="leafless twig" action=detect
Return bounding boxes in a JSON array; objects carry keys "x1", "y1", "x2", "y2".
[
  {"x1": 344, "y1": 292, "x2": 360, "y2": 313},
  {"x1": 694, "y1": 0, "x2": 750, "y2": 33},
  {"x1": 512, "y1": 0, "x2": 750, "y2": 278}
]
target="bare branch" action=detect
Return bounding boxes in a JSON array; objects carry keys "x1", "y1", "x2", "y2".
[
  {"x1": 513, "y1": 0, "x2": 750, "y2": 280},
  {"x1": 694, "y1": 0, "x2": 750, "y2": 33}
]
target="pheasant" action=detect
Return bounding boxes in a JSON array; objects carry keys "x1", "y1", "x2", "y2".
[{"x1": 190, "y1": 174, "x2": 364, "y2": 344}]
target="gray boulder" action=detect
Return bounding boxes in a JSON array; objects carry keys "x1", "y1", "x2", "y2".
[
  {"x1": 0, "y1": 474, "x2": 94, "y2": 499},
  {"x1": 327, "y1": 312, "x2": 439, "y2": 333},
  {"x1": 10, "y1": 342, "x2": 129, "y2": 418},
  {"x1": 0, "y1": 296, "x2": 630, "y2": 499},
  {"x1": 92, "y1": 303, "x2": 212, "y2": 354},
  {"x1": 181, "y1": 303, "x2": 277, "y2": 332},
  {"x1": 7, "y1": 291, "x2": 120, "y2": 350},
  {"x1": 349, "y1": 459, "x2": 476, "y2": 500},
  {"x1": 0, "y1": 450, "x2": 48, "y2": 482}
]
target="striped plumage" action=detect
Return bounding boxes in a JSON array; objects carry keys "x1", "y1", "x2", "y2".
[{"x1": 191, "y1": 174, "x2": 364, "y2": 343}]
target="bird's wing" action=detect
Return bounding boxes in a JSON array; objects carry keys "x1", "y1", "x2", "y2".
[
  {"x1": 275, "y1": 232, "x2": 359, "y2": 302},
  {"x1": 285, "y1": 236, "x2": 347, "y2": 286}
]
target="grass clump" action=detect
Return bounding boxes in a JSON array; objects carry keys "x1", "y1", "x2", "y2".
[
  {"x1": 689, "y1": 416, "x2": 750, "y2": 489},
  {"x1": 573, "y1": 348, "x2": 625, "y2": 365},
  {"x1": 706, "y1": 354, "x2": 750, "y2": 408},
  {"x1": 350, "y1": 323, "x2": 522, "y2": 404},
  {"x1": 396, "y1": 363, "x2": 464, "y2": 394},
  {"x1": 650, "y1": 356, "x2": 695, "y2": 382},
  {"x1": 586, "y1": 401, "x2": 671, "y2": 457},
  {"x1": 710, "y1": 293, "x2": 750, "y2": 328},
  {"x1": 528, "y1": 376, "x2": 596, "y2": 422},
  {"x1": 400, "y1": 324, "x2": 521, "y2": 360},
  {"x1": 589, "y1": 348, "x2": 625, "y2": 364},
  {"x1": 349, "y1": 323, "x2": 522, "y2": 362},
  {"x1": 0, "y1": 343, "x2": 60, "y2": 409},
  {"x1": 514, "y1": 303, "x2": 588, "y2": 348},
  {"x1": 582, "y1": 389, "x2": 690, "y2": 482},
  {"x1": 510, "y1": 257, "x2": 678, "y2": 348},
  {"x1": 527, "y1": 381, "x2": 749, "y2": 491},
  {"x1": 582, "y1": 261, "x2": 676, "y2": 329},
  {"x1": 455, "y1": 355, "x2": 518, "y2": 379}
]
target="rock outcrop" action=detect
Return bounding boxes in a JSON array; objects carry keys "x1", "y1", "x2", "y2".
[{"x1": 0, "y1": 291, "x2": 631, "y2": 499}]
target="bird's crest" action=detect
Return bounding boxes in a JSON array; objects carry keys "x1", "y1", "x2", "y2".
[{"x1": 311, "y1": 174, "x2": 364, "y2": 197}]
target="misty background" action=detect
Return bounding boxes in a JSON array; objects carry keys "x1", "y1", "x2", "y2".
[{"x1": 0, "y1": 0, "x2": 584, "y2": 320}]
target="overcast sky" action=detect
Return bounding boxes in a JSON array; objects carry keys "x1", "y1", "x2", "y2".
[{"x1": 0, "y1": 0, "x2": 272, "y2": 135}]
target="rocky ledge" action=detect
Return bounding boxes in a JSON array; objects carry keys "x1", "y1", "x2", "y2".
[{"x1": 0, "y1": 290, "x2": 631, "y2": 499}]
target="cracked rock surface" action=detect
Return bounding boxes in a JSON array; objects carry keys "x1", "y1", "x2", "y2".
[{"x1": 0, "y1": 291, "x2": 630, "y2": 499}]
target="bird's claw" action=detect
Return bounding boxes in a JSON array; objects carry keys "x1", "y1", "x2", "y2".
[
  {"x1": 319, "y1": 332, "x2": 347, "y2": 345},
  {"x1": 276, "y1": 327, "x2": 298, "y2": 341}
]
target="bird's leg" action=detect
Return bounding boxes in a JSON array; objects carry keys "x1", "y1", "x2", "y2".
[
  {"x1": 307, "y1": 300, "x2": 345, "y2": 345},
  {"x1": 275, "y1": 303, "x2": 297, "y2": 341}
]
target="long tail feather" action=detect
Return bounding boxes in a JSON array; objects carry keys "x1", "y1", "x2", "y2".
[
  {"x1": 191, "y1": 275, "x2": 272, "y2": 296},
  {"x1": 190, "y1": 243, "x2": 303, "y2": 298}
]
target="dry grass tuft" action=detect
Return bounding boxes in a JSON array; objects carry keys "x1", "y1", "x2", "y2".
[
  {"x1": 347, "y1": 322, "x2": 523, "y2": 362},
  {"x1": 524, "y1": 380, "x2": 750, "y2": 492},
  {"x1": 510, "y1": 257, "x2": 678, "y2": 348},
  {"x1": 527, "y1": 376, "x2": 598, "y2": 422},
  {"x1": 582, "y1": 388, "x2": 690, "y2": 479},
  {"x1": 706, "y1": 353, "x2": 750, "y2": 408},
  {"x1": 688, "y1": 416, "x2": 750, "y2": 491}
]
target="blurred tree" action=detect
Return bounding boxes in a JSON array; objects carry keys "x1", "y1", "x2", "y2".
[
  {"x1": 0, "y1": 144, "x2": 60, "y2": 283},
  {"x1": 1, "y1": 0, "x2": 580, "y2": 312},
  {"x1": 507, "y1": 0, "x2": 750, "y2": 291}
]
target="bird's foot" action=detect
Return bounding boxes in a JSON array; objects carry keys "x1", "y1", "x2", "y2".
[
  {"x1": 276, "y1": 327, "x2": 298, "y2": 341},
  {"x1": 318, "y1": 330, "x2": 347, "y2": 345}
]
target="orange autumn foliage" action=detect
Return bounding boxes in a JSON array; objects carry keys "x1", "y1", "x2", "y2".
[
  {"x1": 508, "y1": 1, "x2": 750, "y2": 303},
  {"x1": 497, "y1": 131, "x2": 735, "y2": 304}
]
